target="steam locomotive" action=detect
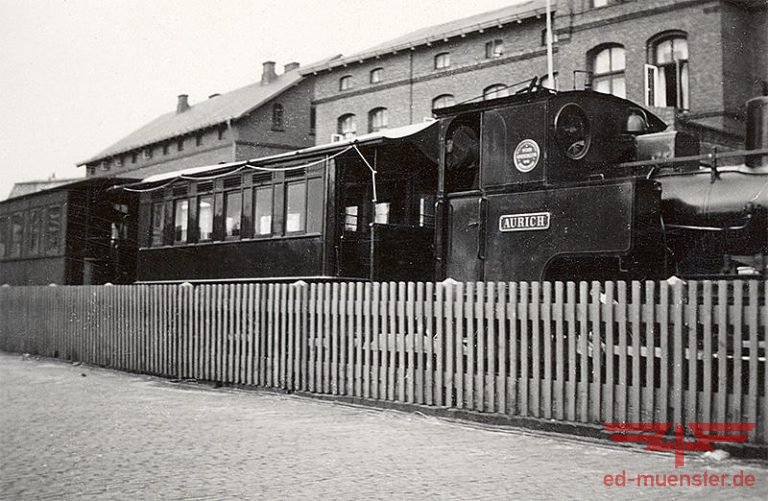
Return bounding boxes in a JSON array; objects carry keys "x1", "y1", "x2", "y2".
[{"x1": 2, "y1": 83, "x2": 767, "y2": 285}]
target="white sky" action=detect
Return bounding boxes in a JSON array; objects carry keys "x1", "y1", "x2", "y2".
[{"x1": 0, "y1": 0, "x2": 526, "y2": 199}]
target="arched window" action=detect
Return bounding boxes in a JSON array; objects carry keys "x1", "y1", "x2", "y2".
[
  {"x1": 272, "y1": 103, "x2": 284, "y2": 131},
  {"x1": 646, "y1": 33, "x2": 689, "y2": 110},
  {"x1": 339, "y1": 75, "x2": 353, "y2": 91},
  {"x1": 368, "y1": 107, "x2": 388, "y2": 133},
  {"x1": 483, "y1": 84, "x2": 508, "y2": 100},
  {"x1": 432, "y1": 94, "x2": 455, "y2": 110},
  {"x1": 338, "y1": 114, "x2": 357, "y2": 138},
  {"x1": 590, "y1": 45, "x2": 625, "y2": 98},
  {"x1": 370, "y1": 68, "x2": 383, "y2": 84},
  {"x1": 434, "y1": 52, "x2": 451, "y2": 69}
]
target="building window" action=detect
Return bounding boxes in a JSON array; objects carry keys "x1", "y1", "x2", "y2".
[
  {"x1": 173, "y1": 199, "x2": 188, "y2": 244},
  {"x1": 151, "y1": 202, "x2": 165, "y2": 246},
  {"x1": 100, "y1": 160, "x2": 110, "y2": 172},
  {"x1": 272, "y1": 103, "x2": 285, "y2": 131},
  {"x1": 198, "y1": 195, "x2": 213, "y2": 241},
  {"x1": 590, "y1": 45, "x2": 626, "y2": 98},
  {"x1": 115, "y1": 156, "x2": 123, "y2": 167},
  {"x1": 131, "y1": 152, "x2": 138, "y2": 163},
  {"x1": 368, "y1": 107, "x2": 388, "y2": 133},
  {"x1": 338, "y1": 114, "x2": 357, "y2": 138},
  {"x1": 485, "y1": 39, "x2": 504, "y2": 59},
  {"x1": 86, "y1": 166, "x2": 96, "y2": 176},
  {"x1": 253, "y1": 185, "x2": 273, "y2": 236},
  {"x1": 196, "y1": 134, "x2": 203, "y2": 147},
  {"x1": 432, "y1": 94, "x2": 455, "y2": 110},
  {"x1": 339, "y1": 75, "x2": 353, "y2": 91},
  {"x1": 370, "y1": 68, "x2": 383, "y2": 84},
  {"x1": 434, "y1": 52, "x2": 451, "y2": 69},
  {"x1": 177, "y1": 139, "x2": 185, "y2": 152},
  {"x1": 310, "y1": 106, "x2": 316, "y2": 135},
  {"x1": 483, "y1": 84, "x2": 509, "y2": 100},
  {"x1": 540, "y1": 73, "x2": 558, "y2": 90},
  {"x1": 218, "y1": 125, "x2": 226, "y2": 140},
  {"x1": 224, "y1": 191, "x2": 242, "y2": 238},
  {"x1": 592, "y1": 0, "x2": 611, "y2": 7},
  {"x1": 163, "y1": 143, "x2": 170, "y2": 155},
  {"x1": 45, "y1": 206, "x2": 62, "y2": 254},
  {"x1": 143, "y1": 148, "x2": 153, "y2": 160},
  {"x1": 646, "y1": 34, "x2": 689, "y2": 110}
]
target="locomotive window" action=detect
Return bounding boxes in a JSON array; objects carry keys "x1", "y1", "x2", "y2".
[
  {"x1": 0, "y1": 216, "x2": 8, "y2": 258},
  {"x1": 224, "y1": 192, "x2": 242, "y2": 238},
  {"x1": 554, "y1": 104, "x2": 591, "y2": 160},
  {"x1": 253, "y1": 186, "x2": 273, "y2": 236},
  {"x1": 198, "y1": 196, "x2": 213, "y2": 241},
  {"x1": 45, "y1": 206, "x2": 62, "y2": 254},
  {"x1": 173, "y1": 199, "x2": 188, "y2": 244},
  {"x1": 418, "y1": 195, "x2": 435, "y2": 228},
  {"x1": 150, "y1": 202, "x2": 165, "y2": 247},
  {"x1": 445, "y1": 120, "x2": 480, "y2": 192}
]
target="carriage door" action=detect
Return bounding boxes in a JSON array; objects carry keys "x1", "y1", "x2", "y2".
[
  {"x1": 443, "y1": 114, "x2": 485, "y2": 281},
  {"x1": 337, "y1": 185, "x2": 371, "y2": 279}
]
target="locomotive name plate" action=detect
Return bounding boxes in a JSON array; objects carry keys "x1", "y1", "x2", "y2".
[{"x1": 499, "y1": 212, "x2": 551, "y2": 232}]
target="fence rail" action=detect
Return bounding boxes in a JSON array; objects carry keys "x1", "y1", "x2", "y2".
[{"x1": 1, "y1": 280, "x2": 766, "y2": 445}]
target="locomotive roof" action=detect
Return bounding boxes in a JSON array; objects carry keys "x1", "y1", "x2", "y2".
[{"x1": 132, "y1": 120, "x2": 439, "y2": 187}]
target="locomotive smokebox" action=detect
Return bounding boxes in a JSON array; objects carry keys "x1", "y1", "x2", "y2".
[{"x1": 746, "y1": 96, "x2": 768, "y2": 167}]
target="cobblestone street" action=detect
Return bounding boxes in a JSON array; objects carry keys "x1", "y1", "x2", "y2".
[{"x1": 1, "y1": 351, "x2": 766, "y2": 500}]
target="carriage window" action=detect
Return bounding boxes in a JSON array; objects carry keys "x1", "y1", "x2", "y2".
[
  {"x1": 344, "y1": 206, "x2": 359, "y2": 232},
  {"x1": 45, "y1": 206, "x2": 62, "y2": 254},
  {"x1": 418, "y1": 195, "x2": 435, "y2": 227},
  {"x1": 151, "y1": 202, "x2": 165, "y2": 246},
  {"x1": 0, "y1": 216, "x2": 8, "y2": 257},
  {"x1": 445, "y1": 121, "x2": 480, "y2": 192},
  {"x1": 10, "y1": 212, "x2": 23, "y2": 257},
  {"x1": 224, "y1": 192, "x2": 242, "y2": 238},
  {"x1": 286, "y1": 181, "x2": 305, "y2": 233},
  {"x1": 253, "y1": 186, "x2": 273, "y2": 236},
  {"x1": 374, "y1": 202, "x2": 390, "y2": 224},
  {"x1": 173, "y1": 199, "x2": 188, "y2": 244},
  {"x1": 27, "y1": 209, "x2": 41, "y2": 256},
  {"x1": 198, "y1": 196, "x2": 213, "y2": 241},
  {"x1": 307, "y1": 177, "x2": 323, "y2": 233}
]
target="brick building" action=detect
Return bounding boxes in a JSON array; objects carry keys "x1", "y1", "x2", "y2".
[
  {"x1": 305, "y1": 0, "x2": 767, "y2": 150},
  {"x1": 79, "y1": 62, "x2": 315, "y2": 180}
]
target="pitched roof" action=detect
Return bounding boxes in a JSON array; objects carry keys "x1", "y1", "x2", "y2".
[
  {"x1": 300, "y1": 0, "x2": 547, "y2": 74},
  {"x1": 6, "y1": 178, "x2": 82, "y2": 200},
  {"x1": 80, "y1": 70, "x2": 304, "y2": 165}
]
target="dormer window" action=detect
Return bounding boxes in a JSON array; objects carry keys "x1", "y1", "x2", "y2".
[{"x1": 339, "y1": 75, "x2": 353, "y2": 91}]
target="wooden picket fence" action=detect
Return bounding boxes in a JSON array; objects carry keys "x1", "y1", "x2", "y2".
[{"x1": 0, "y1": 280, "x2": 766, "y2": 446}]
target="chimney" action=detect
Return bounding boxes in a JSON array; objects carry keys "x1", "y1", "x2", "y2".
[
  {"x1": 177, "y1": 94, "x2": 190, "y2": 113},
  {"x1": 261, "y1": 61, "x2": 277, "y2": 85},
  {"x1": 284, "y1": 61, "x2": 300, "y2": 73}
]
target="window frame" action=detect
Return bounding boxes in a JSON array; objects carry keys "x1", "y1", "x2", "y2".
[
  {"x1": 432, "y1": 94, "x2": 455, "y2": 110},
  {"x1": 434, "y1": 52, "x2": 451, "y2": 69},
  {"x1": 338, "y1": 113, "x2": 357, "y2": 138},
  {"x1": 369, "y1": 68, "x2": 383, "y2": 84},
  {"x1": 589, "y1": 44, "x2": 626, "y2": 98},
  {"x1": 339, "y1": 75, "x2": 353, "y2": 91},
  {"x1": 368, "y1": 107, "x2": 388, "y2": 133},
  {"x1": 485, "y1": 39, "x2": 504, "y2": 59},
  {"x1": 483, "y1": 84, "x2": 509, "y2": 100}
]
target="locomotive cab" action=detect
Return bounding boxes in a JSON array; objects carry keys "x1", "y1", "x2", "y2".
[{"x1": 434, "y1": 89, "x2": 674, "y2": 282}]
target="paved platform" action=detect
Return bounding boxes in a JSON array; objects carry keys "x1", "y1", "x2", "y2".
[{"x1": 1, "y1": 352, "x2": 766, "y2": 500}]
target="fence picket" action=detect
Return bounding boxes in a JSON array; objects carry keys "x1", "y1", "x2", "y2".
[
  {"x1": 398, "y1": 282, "x2": 407, "y2": 402},
  {"x1": 733, "y1": 281, "x2": 744, "y2": 423},
  {"x1": 435, "y1": 283, "x2": 444, "y2": 407},
  {"x1": 543, "y1": 282, "x2": 552, "y2": 420},
  {"x1": 604, "y1": 281, "x2": 614, "y2": 424},
  {"x1": 363, "y1": 282, "x2": 372, "y2": 399},
  {"x1": 425, "y1": 282, "x2": 435, "y2": 406},
  {"x1": 554, "y1": 282, "x2": 564, "y2": 421},
  {"x1": 520, "y1": 282, "x2": 529, "y2": 418},
  {"x1": 617, "y1": 281, "x2": 628, "y2": 423},
  {"x1": 486, "y1": 282, "x2": 497, "y2": 414},
  {"x1": 415, "y1": 282, "x2": 425, "y2": 405},
  {"x1": 747, "y1": 281, "x2": 759, "y2": 442},
  {"x1": 687, "y1": 281, "x2": 699, "y2": 426}
]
